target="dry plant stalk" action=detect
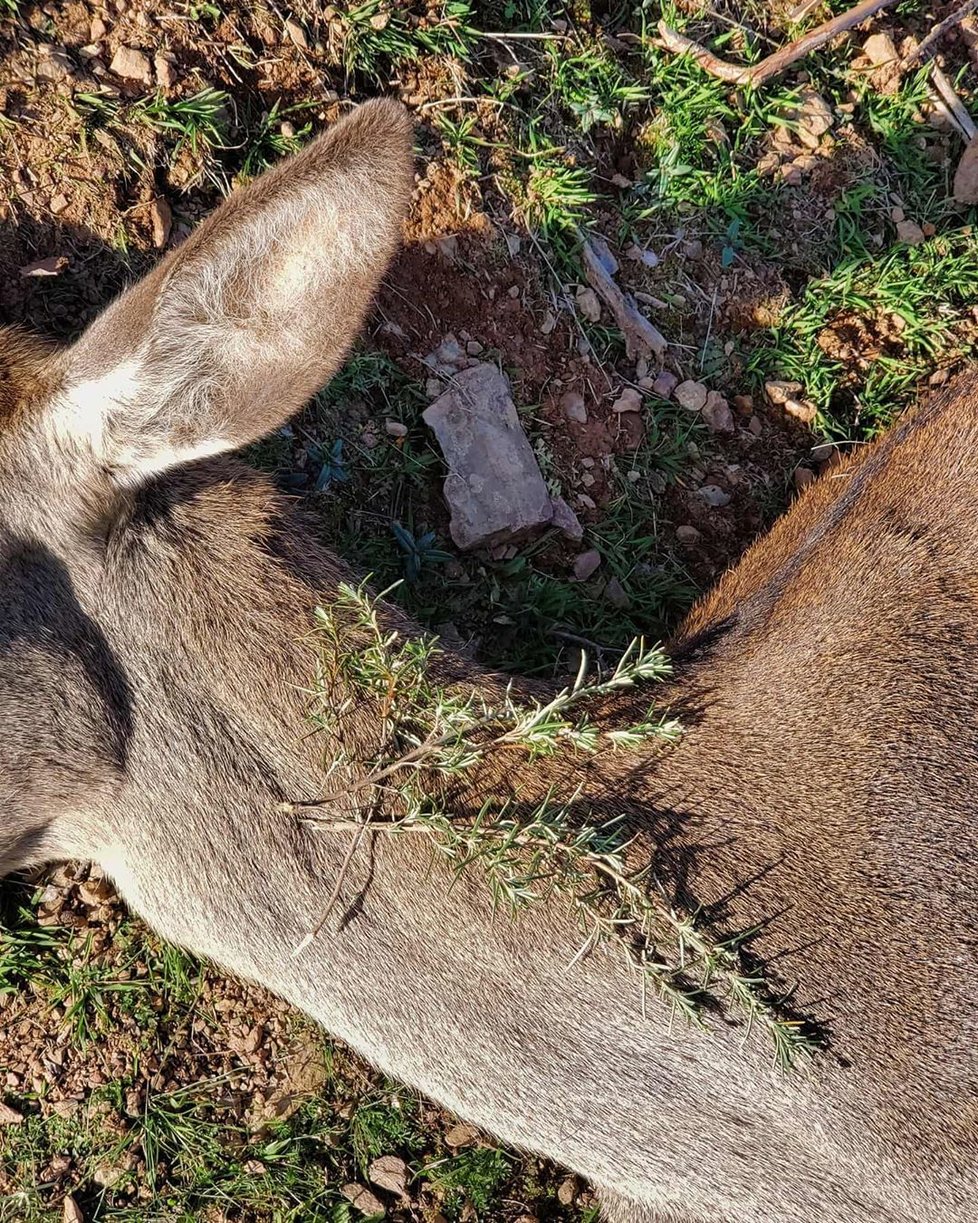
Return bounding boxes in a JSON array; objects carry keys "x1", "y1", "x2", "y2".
[{"x1": 656, "y1": 0, "x2": 899, "y2": 87}]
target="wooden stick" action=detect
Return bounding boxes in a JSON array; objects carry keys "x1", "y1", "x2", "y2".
[
  {"x1": 928, "y1": 62, "x2": 978, "y2": 141},
  {"x1": 656, "y1": 0, "x2": 899, "y2": 88},
  {"x1": 580, "y1": 238, "x2": 668, "y2": 359},
  {"x1": 902, "y1": 0, "x2": 978, "y2": 68}
]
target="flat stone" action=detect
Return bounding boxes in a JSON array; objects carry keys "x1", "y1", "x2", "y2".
[
  {"x1": 423, "y1": 364, "x2": 553, "y2": 550},
  {"x1": 611, "y1": 386, "x2": 642, "y2": 414},
  {"x1": 148, "y1": 196, "x2": 172, "y2": 248},
  {"x1": 110, "y1": 46, "x2": 152, "y2": 85},
  {"x1": 603, "y1": 577, "x2": 630, "y2": 608},
  {"x1": 573, "y1": 549, "x2": 602, "y2": 581},
  {"x1": 284, "y1": 19, "x2": 308, "y2": 49},
  {"x1": 895, "y1": 219, "x2": 925, "y2": 246},
  {"x1": 676, "y1": 524, "x2": 701, "y2": 545},
  {"x1": 155, "y1": 51, "x2": 178, "y2": 87},
  {"x1": 696, "y1": 484, "x2": 731, "y2": 508},
  {"x1": 560, "y1": 390, "x2": 588, "y2": 424}
]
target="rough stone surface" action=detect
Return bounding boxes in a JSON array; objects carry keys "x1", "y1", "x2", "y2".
[
  {"x1": 549, "y1": 495, "x2": 584, "y2": 541},
  {"x1": 155, "y1": 51, "x2": 178, "y2": 87},
  {"x1": 560, "y1": 390, "x2": 588, "y2": 424},
  {"x1": 148, "y1": 196, "x2": 172, "y2": 248},
  {"x1": 611, "y1": 386, "x2": 642, "y2": 413},
  {"x1": 110, "y1": 45, "x2": 152, "y2": 84},
  {"x1": 895, "y1": 219, "x2": 925, "y2": 246},
  {"x1": 674, "y1": 379, "x2": 708, "y2": 411},
  {"x1": 572, "y1": 549, "x2": 602, "y2": 581},
  {"x1": 696, "y1": 484, "x2": 731, "y2": 508},
  {"x1": 702, "y1": 391, "x2": 734, "y2": 433},
  {"x1": 650, "y1": 369, "x2": 678, "y2": 399},
  {"x1": 423, "y1": 364, "x2": 553, "y2": 550}
]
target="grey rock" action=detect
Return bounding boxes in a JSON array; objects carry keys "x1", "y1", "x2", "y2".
[
  {"x1": 560, "y1": 391, "x2": 588, "y2": 424},
  {"x1": 549, "y1": 496, "x2": 584, "y2": 542},
  {"x1": 424, "y1": 364, "x2": 554, "y2": 550},
  {"x1": 696, "y1": 484, "x2": 731, "y2": 508},
  {"x1": 573, "y1": 549, "x2": 602, "y2": 581}
]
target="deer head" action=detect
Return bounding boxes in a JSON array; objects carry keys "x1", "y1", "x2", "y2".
[{"x1": 0, "y1": 98, "x2": 414, "y2": 877}]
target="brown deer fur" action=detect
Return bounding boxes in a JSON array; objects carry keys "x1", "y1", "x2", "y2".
[{"x1": 0, "y1": 100, "x2": 975, "y2": 1221}]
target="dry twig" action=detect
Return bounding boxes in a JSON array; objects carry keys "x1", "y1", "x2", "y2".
[
  {"x1": 580, "y1": 237, "x2": 668, "y2": 359},
  {"x1": 902, "y1": 0, "x2": 978, "y2": 68},
  {"x1": 928, "y1": 62, "x2": 978, "y2": 141},
  {"x1": 656, "y1": 0, "x2": 899, "y2": 87}
]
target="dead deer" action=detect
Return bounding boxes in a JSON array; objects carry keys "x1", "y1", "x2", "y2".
[{"x1": 1, "y1": 98, "x2": 975, "y2": 1222}]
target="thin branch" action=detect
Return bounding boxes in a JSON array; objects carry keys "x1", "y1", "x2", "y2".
[
  {"x1": 929, "y1": 62, "x2": 978, "y2": 141},
  {"x1": 656, "y1": 0, "x2": 900, "y2": 88},
  {"x1": 902, "y1": 0, "x2": 978, "y2": 68},
  {"x1": 580, "y1": 237, "x2": 668, "y2": 359}
]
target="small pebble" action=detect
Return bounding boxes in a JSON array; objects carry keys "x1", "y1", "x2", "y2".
[
  {"x1": 560, "y1": 391, "x2": 588, "y2": 424},
  {"x1": 573, "y1": 549, "x2": 602, "y2": 581},
  {"x1": 674, "y1": 380, "x2": 708, "y2": 412},
  {"x1": 611, "y1": 387, "x2": 642, "y2": 414}
]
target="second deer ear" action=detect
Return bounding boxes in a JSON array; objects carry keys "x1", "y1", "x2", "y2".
[{"x1": 55, "y1": 99, "x2": 413, "y2": 483}]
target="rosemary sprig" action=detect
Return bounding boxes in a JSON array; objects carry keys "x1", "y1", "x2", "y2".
[{"x1": 290, "y1": 581, "x2": 821, "y2": 1069}]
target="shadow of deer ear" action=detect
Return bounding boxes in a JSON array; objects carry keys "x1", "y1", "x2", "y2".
[{"x1": 52, "y1": 99, "x2": 414, "y2": 484}]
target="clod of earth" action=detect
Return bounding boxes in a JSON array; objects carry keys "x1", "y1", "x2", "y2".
[
  {"x1": 784, "y1": 398, "x2": 819, "y2": 424},
  {"x1": 423, "y1": 364, "x2": 555, "y2": 550},
  {"x1": 576, "y1": 285, "x2": 602, "y2": 322},
  {"x1": 855, "y1": 31, "x2": 903, "y2": 94},
  {"x1": 793, "y1": 90, "x2": 834, "y2": 150}
]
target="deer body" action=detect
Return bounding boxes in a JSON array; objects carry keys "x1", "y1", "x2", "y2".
[{"x1": 1, "y1": 102, "x2": 975, "y2": 1221}]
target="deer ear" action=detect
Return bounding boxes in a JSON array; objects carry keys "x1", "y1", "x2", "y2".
[{"x1": 55, "y1": 99, "x2": 413, "y2": 482}]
